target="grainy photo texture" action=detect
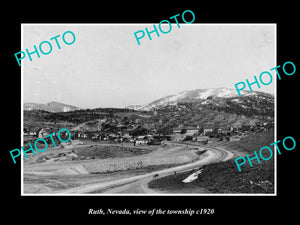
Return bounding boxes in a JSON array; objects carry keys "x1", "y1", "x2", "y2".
[{"x1": 22, "y1": 24, "x2": 276, "y2": 195}]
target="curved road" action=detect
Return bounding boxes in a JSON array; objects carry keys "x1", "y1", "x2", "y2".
[
  {"x1": 102, "y1": 145, "x2": 234, "y2": 194},
  {"x1": 55, "y1": 142, "x2": 234, "y2": 194}
]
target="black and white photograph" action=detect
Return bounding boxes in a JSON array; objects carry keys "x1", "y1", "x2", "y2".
[
  {"x1": 21, "y1": 24, "x2": 276, "y2": 195},
  {"x1": 3, "y1": 4, "x2": 299, "y2": 222}
]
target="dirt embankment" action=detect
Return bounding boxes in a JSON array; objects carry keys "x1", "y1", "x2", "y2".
[
  {"x1": 81, "y1": 145, "x2": 200, "y2": 174},
  {"x1": 83, "y1": 154, "x2": 195, "y2": 174},
  {"x1": 24, "y1": 143, "x2": 200, "y2": 175},
  {"x1": 32, "y1": 144, "x2": 154, "y2": 163},
  {"x1": 23, "y1": 143, "x2": 205, "y2": 194}
]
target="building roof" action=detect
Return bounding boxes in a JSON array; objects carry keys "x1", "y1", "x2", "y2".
[
  {"x1": 183, "y1": 127, "x2": 198, "y2": 130},
  {"x1": 173, "y1": 129, "x2": 182, "y2": 132},
  {"x1": 137, "y1": 135, "x2": 146, "y2": 139},
  {"x1": 197, "y1": 136, "x2": 209, "y2": 140}
]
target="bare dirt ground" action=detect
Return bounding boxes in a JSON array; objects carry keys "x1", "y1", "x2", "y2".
[
  {"x1": 23, "y1": 141, "x2": 209, "y2": 194},
  {"x1": 93, "y1": 144, "x2": 234, "y2": 194}
]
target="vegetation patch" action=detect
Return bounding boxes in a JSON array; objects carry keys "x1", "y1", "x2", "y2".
[
  {"x1": 149, "y1": 158, "x2": 274, "y2": 193},
  {"x1": 222, "y1": 129, "x2": 275, "y2": 154}
]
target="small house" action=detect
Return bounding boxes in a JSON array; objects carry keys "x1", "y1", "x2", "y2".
[
  {"x1": 147, "y1": 138, "x2": 161, "y2": 145},
  {"x1": 78, "y1": 132, "x2": 88, "y2": 139},
  {"x1": 38, "y1": 128, "x2": 51, "y2": 138},
  {"x1": 229, "y1": 136, "x2": 240, "y2": 142},
  {"x1": 185, "y1": 127, "x2": 199, "y2": 136},
  {"x1": 136, "y1": 136, "x2": 148, "y2": 145},
  {"x1": 197, "y1": 136, "x2": 209, "y2": 144},
  {"x1": 173, "y1": 129, "x2": 182, "y2": 134},
  {"x1": 29, "y1": 131, "x2": 37, "y2": 136},
  {"x1": 203, "y1": 128, "x2": 213, "y2": 135}
]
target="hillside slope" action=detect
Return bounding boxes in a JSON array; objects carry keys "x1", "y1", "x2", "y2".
[
  {"x1": 24, "y1": 101, "x2": 81, "y2": 113},
  {"x1": 24, "y1": 88, "x2": 274, "y2": 132},
  {"x1": 127, "y1": 88, "x2": 274, "y2": 112}
]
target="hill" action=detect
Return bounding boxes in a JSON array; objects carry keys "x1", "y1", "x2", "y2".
[
  {"x1": 24, "y1": 88, "x2": 274, "y2": 133},
  {"x1": 24, "y1": 101, "x2": 81, "y2": 113},
  {"x1": 139, "y1": 88, "x2": 274, "y2": 129},
  {"x1": 128, "y1": 88, "x2": 274, "y2": 112}
]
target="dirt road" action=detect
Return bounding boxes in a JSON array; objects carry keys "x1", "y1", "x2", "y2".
[{"x1": 52, "y1": 143, "x2": 234, "y2": 194}]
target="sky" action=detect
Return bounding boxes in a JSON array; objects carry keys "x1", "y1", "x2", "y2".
[{"x1": 22, "y1": 24, "x2": 276, "y2": 108}]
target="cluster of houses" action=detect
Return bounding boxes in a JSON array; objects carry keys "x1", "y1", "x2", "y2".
[
  {"x1": 23, "y1": 127, "x2": 69, "y2": 139},
  {"x1": 23, "y1": 120, "x2": 273, "y2": 146}
]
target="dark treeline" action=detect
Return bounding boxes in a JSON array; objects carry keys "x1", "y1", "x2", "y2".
[{"x1": 24, "y1": 107, "x2": 138, "y2": 124}]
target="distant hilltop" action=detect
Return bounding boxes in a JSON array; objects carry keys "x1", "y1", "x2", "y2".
[
  {"x1": 24, "y1": 88, "x2": 274, "y2": 113},
  {"x1": 24, "y1": 101, "x2": 81, "y2": 113},
  {"x1": 126, "y1": 88, "x2": 274, "y2": 111}
]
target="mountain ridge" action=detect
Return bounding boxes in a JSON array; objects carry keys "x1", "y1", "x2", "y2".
[
  {"x1": 127, "y1": 88, "x2": 274, "y2": 111},
  {"x1": 24, "y1": 88, "x2": 274, "y2": 133},
  {"x1": 24, "y1": 101, "x2": 81, "y2": 113}
]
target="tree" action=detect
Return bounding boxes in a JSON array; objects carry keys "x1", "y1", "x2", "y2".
[
  {"x1": 157, "y1": 126, "x2": 172, "y2": 135},
  {"x1": 130, "y1": 127, "x2": 148, "y2": 136}
]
